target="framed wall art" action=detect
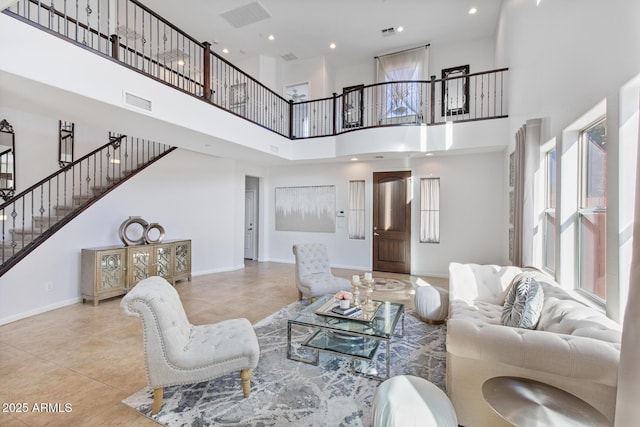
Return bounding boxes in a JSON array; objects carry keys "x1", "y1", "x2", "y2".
[{"x1": 275, "y1": 185, "x2": 335, "y2": 233}]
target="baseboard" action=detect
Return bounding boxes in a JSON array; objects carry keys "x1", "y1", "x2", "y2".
[
  {"x1": 192, "y1": 264, "x2": 245, "y2": 276},
  {"x1": 0, "y1": 297, "x2": 81, "y2": 326}
]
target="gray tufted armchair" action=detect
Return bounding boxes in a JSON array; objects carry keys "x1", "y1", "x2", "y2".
[
  {"x1": 121, "y1": 276, "x2": 260, "y2": 415},
  {"x1": 292, "y1": 243, "x2": 351, "y2": 300}
]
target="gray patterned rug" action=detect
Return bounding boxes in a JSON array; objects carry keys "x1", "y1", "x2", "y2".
[{"x1": 122, "y1": 300, "x2": 446, "y2": 426}]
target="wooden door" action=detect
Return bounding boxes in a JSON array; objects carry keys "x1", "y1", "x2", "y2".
[{"x1": 372, "y1": 171, "x2": 411, "y2": 273}]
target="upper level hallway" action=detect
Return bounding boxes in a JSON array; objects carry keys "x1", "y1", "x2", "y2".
[{"x1": 0, "y1": 8, "x2": 510, "y2": 173}]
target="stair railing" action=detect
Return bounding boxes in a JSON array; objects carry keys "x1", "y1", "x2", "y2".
[{"x1": 0, "y1": 134, "x2": 176, "y2": 276}]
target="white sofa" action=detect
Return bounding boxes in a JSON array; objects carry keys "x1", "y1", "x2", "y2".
[{"x1": 446, "y1": 263, "x2": 621, "y2": 427}]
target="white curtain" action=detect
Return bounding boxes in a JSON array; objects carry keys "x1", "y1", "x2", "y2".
[
  {"x1": 420, "y1": 178, "x2": 440, "y2": 243},
  {"x1": 348, "y1": 180, "x2": 365, "y2": 240},
  {"x1": 511, "y1": 119, "x2": 542, "y2": 267},
  {"x1": 375, "y1": 46, "x2": 428, "y2": 120},
  {"x1": 614, "y1": 107, "x2": 640, "y2": 426},
  {"x1": 512, "y1": 125, "x2": 526, "y2": 266}
]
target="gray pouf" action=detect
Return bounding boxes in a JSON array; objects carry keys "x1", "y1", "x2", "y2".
[
  {"x1": 372, "y1": 375, "x2": 458, "y2": 427},
  {"x1": 414, "y1": 283, "x2": 449, "y2": 324}
]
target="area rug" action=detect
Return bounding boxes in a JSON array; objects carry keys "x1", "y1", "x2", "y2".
[{"x1": 122, "y1": 300, "x2": 446, "y2": 426}]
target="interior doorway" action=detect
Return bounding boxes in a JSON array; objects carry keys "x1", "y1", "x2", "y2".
[
  {"x1": 244, "y1": 176, "x2": 260, "y2": 260},
  {"x1": 372, "y1": 171, "x2": 412, "y2": 274}
]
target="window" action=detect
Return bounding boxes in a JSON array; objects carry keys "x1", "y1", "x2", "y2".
[
  {"x1": 543, "y1": 149, "x2": 556, "y2": 272},
  {"x1": 420, "y1": 178, "x2": 440, "y2": 243},
  {"x1": 578, "y1": 118, "x2": 607, "y2": 300},
  {"x1": 376, "y1": 47, "x2": 428, "y2": 120},
  {"x1": 348, "y1": 180, "x2": 365, "y2": 239}
]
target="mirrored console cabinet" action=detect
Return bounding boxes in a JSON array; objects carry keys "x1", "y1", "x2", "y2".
[{"x1": 81, "y1": 239, "x2": 191, "y2": 306}]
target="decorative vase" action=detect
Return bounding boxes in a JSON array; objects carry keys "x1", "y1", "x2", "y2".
[{"x1": 339, "y1": 299, "x2": 350, "y2": 309}]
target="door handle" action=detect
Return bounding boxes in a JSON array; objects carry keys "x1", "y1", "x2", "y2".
[{"x1": 373, "y1": 232, "x2": 380, "y2": 236}]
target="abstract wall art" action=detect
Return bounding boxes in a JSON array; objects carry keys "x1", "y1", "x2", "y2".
[{"x1": 275, "y1": 185, "x2": 335, "y2": 233}]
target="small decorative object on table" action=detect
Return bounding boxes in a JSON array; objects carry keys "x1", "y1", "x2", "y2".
[
  {"x1": 363, "y1": 272, "x2": 375, "y2": 312},
  {"x1": 335, "y1": 290, "x2": 352, "y2": 309},
  {"x1": 351, "y1": 275, "x2": 361, "y2": 308}
]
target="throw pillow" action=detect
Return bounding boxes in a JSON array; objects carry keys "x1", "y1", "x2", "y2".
[{"x1": 501, "y1": 273, "x2": 545, "y2": 329}]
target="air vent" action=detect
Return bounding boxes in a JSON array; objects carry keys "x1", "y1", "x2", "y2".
[
  {"x1": 281, "y1": 52, "x2": 298, "y2": 61},
  {"x1": 124, "y1": 92, "x2": 152, "y2": 112},
  {"x1": 220, "y1": 2, "x2": 271, "y2": 28},
  {"x1": 381, "y1": 27, "x2": 396, "y2": 37}
]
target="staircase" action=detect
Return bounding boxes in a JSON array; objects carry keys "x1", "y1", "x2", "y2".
[{"x1": 0, "y1": 133, "x2": 176, "y2": 276}]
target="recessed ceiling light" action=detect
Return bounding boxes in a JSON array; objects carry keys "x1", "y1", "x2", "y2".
[
  {"x1": 468, "y1": 7, "x2": 477, "y2": 14},
  {"x1": 351, "y1": 157, "x2": 358, "y2": 161},
  {"x1": 426, "y1": 153, "x2": 434, "y2": 156},
  {"x1": 329, "y1": 43, "x2": 336, "y2": 49},
  {"x1": 396, "y1": 26, "x2": 404, "y2": 32},
  {"x1": 222, "y1": 48, "x2": 229, "y2": 53},
  {"x1": 268, "y1": 34, "x2": 275, "y2": 41},
  {"x1": 177, "y1": 60, "x2": 185, "y2": 66}
]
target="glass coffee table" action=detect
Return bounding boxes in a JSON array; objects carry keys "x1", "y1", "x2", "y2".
[{"x1": 287, "y1": 294, "x2": 404, "y2": 381}]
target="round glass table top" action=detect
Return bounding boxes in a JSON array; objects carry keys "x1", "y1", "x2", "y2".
[{"x1": 482, "y1": 376, "x2": 611, "y2": 427}]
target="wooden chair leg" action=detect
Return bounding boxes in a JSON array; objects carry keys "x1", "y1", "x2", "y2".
[
  {"x1": 298, "y1": 289, "x2": 303, "y2": 300},
  {"x1": 240, "y1": 369, "x2": 252, "y2": 397},
  {"x1": 152, "y1": 388, "x2": 163, "y2": 415}
]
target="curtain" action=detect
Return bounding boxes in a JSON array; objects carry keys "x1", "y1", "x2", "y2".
[
  {"x1": 348, "y1": 180, "x2": 365, "y2": 239},
  {"x1": 375, "y1": 46, "x2": 428, "y2": 120},
  {"x1": 511, "y1": 119, "x2": 542, "y2": 267},
  {"x1": 512, "y1": 125, "x2": 526, "y2": 266},
  {"x1": 614, "y1": 106, "x2": 640, "y2": 426},
  {"x1": 420, "y1": 178, "x2": 440, "y2": 243}
]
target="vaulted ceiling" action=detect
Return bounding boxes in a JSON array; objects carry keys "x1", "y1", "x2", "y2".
[{"x1": 148, "y1": 0, "x2": 503, "y2": 67}]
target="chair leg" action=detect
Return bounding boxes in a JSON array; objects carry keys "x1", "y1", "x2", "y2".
[
  {"x1": 298, "y1": 289, "x2": 303, "y2": 300},
  {"x1": 152, "y1": 387, "x2": 163, "y2": 415},
  {"x1": 240, "y1": 369, "x2": 252, "y2": 397}
]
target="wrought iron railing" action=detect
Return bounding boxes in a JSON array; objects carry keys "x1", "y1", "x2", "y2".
[
  {"x1": 0, "y1": 134, "x2": 175, "y2": 275},
  {"x1": 5, "y1": 0, "x2": 508, "y2": 141}
]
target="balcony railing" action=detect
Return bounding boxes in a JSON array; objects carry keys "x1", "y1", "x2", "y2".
[{"x1": 5, "y1": 0, "x2": 508, "y2": 141}]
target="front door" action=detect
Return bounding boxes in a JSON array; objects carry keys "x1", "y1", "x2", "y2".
[{"x1": 372, "y1": 171, "x2": 411, "y2": 274}]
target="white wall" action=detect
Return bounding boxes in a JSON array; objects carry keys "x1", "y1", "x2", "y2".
[
  {"x1": 495, "y1": 0, "x2": 640, "y2": 321},
  {"x1": 0, "y1": 145, "x2": 271, "y2": 324},
  {"x1": 263, "y1": 150, "x2": 506, "y2": 276}
]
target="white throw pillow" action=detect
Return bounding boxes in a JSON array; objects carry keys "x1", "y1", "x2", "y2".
[{"x1": 501, "y1": 273, "x2": 545, "y2": 329}]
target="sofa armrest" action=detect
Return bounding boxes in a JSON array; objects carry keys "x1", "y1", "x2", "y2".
[{"x1": 447, "y1": 318, "x2": 620, "y2": 387}]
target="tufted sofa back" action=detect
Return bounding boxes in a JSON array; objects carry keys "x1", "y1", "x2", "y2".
[
  {"x1": 449, "y1": 262, "x2": 522, "y2": 305},
  {"x1": 292, "y1": 243, "x2": 332, "y2": 278},
  {"x1": 121, "y1": 276, "x2": 193, "y2": 363}
]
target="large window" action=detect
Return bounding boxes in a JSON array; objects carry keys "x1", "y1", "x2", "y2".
[
  {"x1": 420, "y1": 177, "x2": 440, "y2": 243},
  {"x1": 578, "y1": 118, "x2": 607, "y2": 300},
  {"x1": 543, "y1": 149, "x2": 556, "y2": 272}
]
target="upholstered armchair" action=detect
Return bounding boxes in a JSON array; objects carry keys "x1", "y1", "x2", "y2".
[
  {"x1": 292, "y1": 243, "x2": 351, "y2": 300},
  {"x1": 121, "y1": 276, "x2": 260, "y2": 415}
]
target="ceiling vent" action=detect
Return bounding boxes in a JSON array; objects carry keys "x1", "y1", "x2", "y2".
[
  {"x1": 381, "y1": 27, "x2": 396, "y2": 37},
  {"x1": 124, "y1": 92, "x2": 152, "y2": 112},
  {"x1": 281, "y1": 52, "x2": 298, "y2": 61},
  {"x1": 220, "y1": 2, "x2": 271, "y2": 28}
]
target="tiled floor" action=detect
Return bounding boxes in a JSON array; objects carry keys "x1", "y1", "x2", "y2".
[{"x1": 0, "y1": 261, "x2": 447, "y2": 426}]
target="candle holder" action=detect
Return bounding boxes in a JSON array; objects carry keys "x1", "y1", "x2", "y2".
[
  {"x1": 364, "y1": 278, "x2": 375, "y2": 312},
  {"x1": 351, "y1": 276, "x2": 361, "y2": 308}
]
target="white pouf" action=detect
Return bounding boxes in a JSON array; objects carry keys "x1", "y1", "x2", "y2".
[
  {"x1": 372, "y1": 375, "x2": 458, "y2": 427},
  {"x1": 414, "y1": 283, "x2": 449, "y2": 324}
]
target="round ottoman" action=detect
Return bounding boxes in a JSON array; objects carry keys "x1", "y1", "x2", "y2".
[
  {"x1": 372, "y1": 375, "x2": 458, "y2": 427},
  {"x1": 414, "y1": 284, "x2": 449, "y2": 324}
]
